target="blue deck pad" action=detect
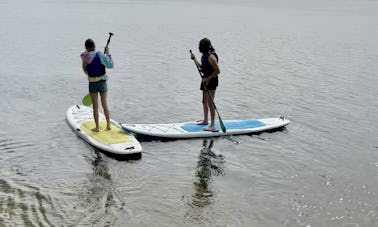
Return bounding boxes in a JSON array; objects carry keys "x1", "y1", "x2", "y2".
[{"x1": 181, "y1": 120, "x2": 265, "y2": 133}]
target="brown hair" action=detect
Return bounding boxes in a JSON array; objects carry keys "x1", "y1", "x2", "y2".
[
  {"x1": 199, "y1": 38, "x2": 215, "y2": 53},
  {"x1": 85, "y1": 39, "x2": 95, "y2": 51}
]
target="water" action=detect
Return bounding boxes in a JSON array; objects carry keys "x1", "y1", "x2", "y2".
[{"x1": 1, "y1": 0, "x2": 378, "y2": 226}]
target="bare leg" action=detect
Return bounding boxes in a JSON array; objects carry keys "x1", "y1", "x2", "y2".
[
  {"x1": 204, "y1": 90, "x2": 216, "y2": 131},
  {"x1": 90, "y1": 92, "x2": 100, "y2": 132},
  {"x1": 198, "y1": 90, "x2": 209, "y2": 125},
  {"x1": 100, "y1": 92, "x2": 111, "y2": 130}
]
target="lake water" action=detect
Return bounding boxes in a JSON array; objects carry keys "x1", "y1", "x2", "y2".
[{"x1": 1, "y1": 0, "x2": 378, "y2": 226}]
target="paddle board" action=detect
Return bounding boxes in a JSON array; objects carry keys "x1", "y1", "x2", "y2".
[
  {"x1": 121, "y1": 117, "x2": 289, "y2": 139},
  {"x1": 66, "y1": 105, "x2": 142, "y2": 155}
]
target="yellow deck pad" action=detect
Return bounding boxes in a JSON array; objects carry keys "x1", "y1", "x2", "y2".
[{"x1": 80, "y1": 121, "x2": 132, "y2": 144}]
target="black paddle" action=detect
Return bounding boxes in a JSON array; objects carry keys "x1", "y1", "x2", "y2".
[
  {"x1": 104, "y1": 32, "x2": 114, "y2": 54},
  {"x1": 190, "y1": 50, "x2": 226, "y2": 133}
]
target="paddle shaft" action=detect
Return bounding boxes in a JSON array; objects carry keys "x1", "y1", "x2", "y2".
[
  {"x1": 104, "y1": 32, "x2": 114, "y2": 54},
  {"x1": 190, "y1": 50, "x2": 226, "y2": 132}
]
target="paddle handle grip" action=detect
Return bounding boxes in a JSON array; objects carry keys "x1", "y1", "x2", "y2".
[
  {"x1": 189, "y1": 50, "x2": 203, "y2": 78},
  {"x1": 104, "y1": 32, "x2": 114, "y2": 54}
]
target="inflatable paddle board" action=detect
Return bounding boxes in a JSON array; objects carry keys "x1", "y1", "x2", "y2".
[
  {"x1": 66, "y1": 105, "x2": 142, "y2": 155},
  {"x1": 121, "y1": 117, "x2": 289, "y2": 139}
]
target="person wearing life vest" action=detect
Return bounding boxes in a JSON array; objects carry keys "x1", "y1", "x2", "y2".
[
  {"x1": 81, "y1": 39, "x2": 114, "y2": 132},
  {"x1": 191, "y1": 38, "x2": 220, "y2": 131}
]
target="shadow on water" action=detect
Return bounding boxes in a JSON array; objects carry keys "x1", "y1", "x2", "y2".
[
  {"x1": 185, "y1": 138, "x2": 225, "y2": 223},
  {"x1": 99, "y1": 148, "x2": 142, "y2": 161}
]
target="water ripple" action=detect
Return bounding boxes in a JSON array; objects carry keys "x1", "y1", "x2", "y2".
[{"x1": 0, "y1": 174, "x2": 60, "y2": 226}]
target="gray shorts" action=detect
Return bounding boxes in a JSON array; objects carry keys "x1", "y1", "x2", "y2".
[{"x1": 89, "y1": 80, "x2": 107, "y2": 93}]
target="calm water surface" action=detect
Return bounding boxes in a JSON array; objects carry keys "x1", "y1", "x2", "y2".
[{"x1": 1, "y1": 0, "x2": 378, "y2": 226}]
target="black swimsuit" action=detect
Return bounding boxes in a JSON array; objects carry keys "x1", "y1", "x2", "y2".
[{"x1": 200, "y1": 52, "x2": 219, "y2": 91}]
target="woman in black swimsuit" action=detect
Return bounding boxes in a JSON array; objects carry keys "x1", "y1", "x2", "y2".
[{"x1": 191, "y1": 38, "x2": 221, "y2": 131}]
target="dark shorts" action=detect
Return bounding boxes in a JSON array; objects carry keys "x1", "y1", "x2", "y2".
[
  {"x1": 200, "y1": 76, "x2": 218, "y2": 90},
  {"x1": 89, "y1": 80, "x2": 107, "y2": 93}
]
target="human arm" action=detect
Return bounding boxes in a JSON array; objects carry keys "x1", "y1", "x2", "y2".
[
  {"x1": 82, "y1": 62, "x2": 88, "y2": 75},
  {"x1": 100, "y1": 48, "x2": 114, "y2": 69}
]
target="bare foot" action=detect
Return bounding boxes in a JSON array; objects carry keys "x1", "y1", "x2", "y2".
[
  {"x1": 91, "y1": 128, "x2": 100, "y2": 132},
  {"x1": 196, "y1": 120, "x2": 208, "y2": 125},
  {"x1": 203, "y1": 127, "x2": 216, "y2": 132},
  {"x1": 106, "y1": 126, "x2": 111, "y2": 131}
]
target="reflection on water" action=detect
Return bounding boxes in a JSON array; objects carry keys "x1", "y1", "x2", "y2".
[
  {"x1": 186, "y1": 139, "x2": 225, "y2": 223},
  {"x1": 88, "y1": 150, "x2": 112, "y2": 181},
  {"x1": 76, "y1": 150, "x2": 118, "y2": 225}
]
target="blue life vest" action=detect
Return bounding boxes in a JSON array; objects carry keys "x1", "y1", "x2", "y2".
[
  {"x1": 201, "y1": 51, "x2": 218, "y2": 77},
  {"x1": 87, "y1": 52, "x2": 105, "y2": 77}
]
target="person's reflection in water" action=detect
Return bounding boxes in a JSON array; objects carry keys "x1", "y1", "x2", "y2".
[
  {"x1": 88, "y1": 150, "x2": 116, "y2": 211},
  {"x1": 77, "y1": 150, "x2": 119, "y2": 225},
  {"x1": 186, "y1": 138, "x2": 225, "y2": 222},
  {"x1": 91, "y1": 150, "x2": 112, "y2": 180}
]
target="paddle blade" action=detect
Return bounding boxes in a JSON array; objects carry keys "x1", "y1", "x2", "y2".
[
  {"x1": 217, "y1": 114, "x2": 226, "y2": 133},
  {"x1": 82, "y1": 94, "x2": 92, "y2": 106},
  {"x1": 219, "y1": 120, "x2": 227, "y2": 133}
]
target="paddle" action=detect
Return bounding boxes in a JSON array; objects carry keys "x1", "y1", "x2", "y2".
[
  {"x1": 82, "y1": 93, "x2": 91, "y2": 106},
  {"x1": 82, "y1": 32, "x2": 114, "y2": 106},
  {"x1": 104, "y1": 32, "x2": 114, "y2": 53},
  {"x1": 190, "y1": 50, "x2": 226, "y2": 133}
]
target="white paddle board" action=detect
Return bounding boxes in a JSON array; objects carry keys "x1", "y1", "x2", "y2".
[
  {"x1": 121, "y1": 117, "x2": 289, "y2": 139},
  {"x1": 66, "y1": 105, "x2": 142, "y2": 155}
]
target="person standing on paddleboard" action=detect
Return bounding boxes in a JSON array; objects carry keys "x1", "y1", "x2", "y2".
[
  {"x1": 191, "y1": 38, "x2": 220, "y2": 131},
  {"x1": 81, "y1": 39, "x2": 114, "y2": 132}
]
